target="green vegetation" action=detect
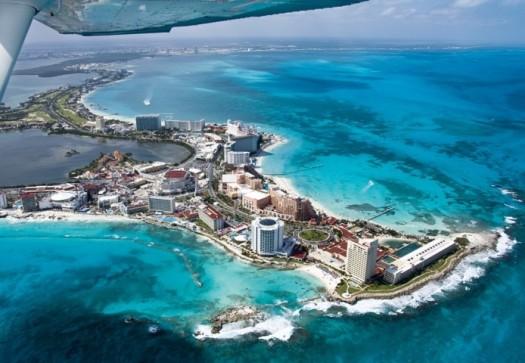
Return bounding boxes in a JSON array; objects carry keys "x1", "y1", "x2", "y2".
[
  {"x1": 68, "y1": 153, "x2": 105, "y2": 178},
  {"x1": 195, "y1": 219, "x2": 214, "y2": 234},
  {"x1": 363, "y1": 251, "x2": 459, "y2": 294},
  {"x1": 299, "y1": 229, "x2": 330, "y2": 242},
  {"x1": 335, "y1": 280, "x2": 360, "y2": 295},
  {"x1": 454, "y1": 236, "x2": 470, "y2": 247},
  {"x1": 56, "y1": 94, "x2": 87, "y2": 127}
]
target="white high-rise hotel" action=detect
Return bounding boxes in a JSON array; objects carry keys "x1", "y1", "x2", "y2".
[
  {"x1": 251, "y1": 217, "x2": 284, "y2": 256},
  {"x1": 346, "y1": 238, "x2": 378, "y2": 285}
]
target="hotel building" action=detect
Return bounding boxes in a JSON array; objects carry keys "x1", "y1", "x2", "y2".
[
  {"x1": 164, "y1": 119, "x2": 205, "y2": 132},
  {"x1": 269, "y1": 188, "x2": 316, "y2": 221},
  {"x1": 384, "y1": 239, "x2": 457, "y2": 284},
  {"x1": 225, "y1": 120, "x2": 260, "y2": 154},
  {"x1": 198, "y1": 205, "x2": 225, "y2": 231},
  {"x1": 225, "y1": 150, "x2": 250, "y2": 166},
  {"x1": 251, "y1": 217, "x2": 285, "y2": 256},
  {"x1": 148, "y1": 195, "x2": 177, "y2": 213},
  {"x1": 346, "y1": 238, "x2": 378, "y2": 285},
  {"x1": 50, "y1": 191, "x2": 87, "y2": 211},
  {"x1": 95, "y1": 118, "x2": 105, "y2": 131},
  {"x1": 136, "y1": 115, "x2": 161, "y2": 131},
  {"x1": 0, "y1": 191, "x2": 7, "y2": 209},
  {"x1": 160, "y1": 169, "x2": 194, "y2": 195},
  {"x1": 242, "y1": 190, "x2": 271, "y2": 211}
]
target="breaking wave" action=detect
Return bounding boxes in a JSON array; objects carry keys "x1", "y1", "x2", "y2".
[
  {"x1": 194, "y1": 314, "x2": 294, "y2": 342},
  {"x1": 297, "y1": 227, "x2": 518, "y2": 317}
]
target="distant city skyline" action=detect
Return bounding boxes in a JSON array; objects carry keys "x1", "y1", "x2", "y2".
[{"x1": 25, "y1": 0, "x2": 525, "y2": 46}]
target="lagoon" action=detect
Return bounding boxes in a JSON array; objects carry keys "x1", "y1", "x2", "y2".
[{"x1": 0, "y1": 129, "x2": 191, "y2": 186}]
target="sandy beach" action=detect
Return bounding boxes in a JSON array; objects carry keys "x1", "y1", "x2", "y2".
[
  {"x1": 2, "y1": 209, "x2": 136, "y2": 224},
  {"x1": 298, "y1": 264, "x2": 341, "y2": 293},
  {"x1": 258, "y1": 139, "x2": 348, "y2": 220}
]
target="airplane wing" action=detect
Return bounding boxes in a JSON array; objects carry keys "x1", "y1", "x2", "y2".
[{"x1": 0, "y1": 0, "x2": 366, "y2": 100}]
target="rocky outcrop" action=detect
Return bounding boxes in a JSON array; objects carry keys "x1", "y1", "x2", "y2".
[{"x1": 211, "y1": 305, "x2": 263, "y2": 334}]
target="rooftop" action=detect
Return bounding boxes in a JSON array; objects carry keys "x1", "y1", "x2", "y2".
[
  {"x1": 201, "y1": 205, "x2": 222, "y2": 220},
  {"x1": 164, "y1": 169, "x2": 188, "y2": 179}
]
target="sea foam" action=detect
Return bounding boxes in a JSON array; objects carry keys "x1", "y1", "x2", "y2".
[
  {"x1": 298, "y1": 227, "x2": 518, "y2": 317},
  {"x1": 194, "y1": 314, "x2": 295, "y2": 342}
]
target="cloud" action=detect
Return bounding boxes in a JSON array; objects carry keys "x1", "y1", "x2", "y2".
[{"x1": 453, "y1": 0, "x2": 489, "y2": 8}]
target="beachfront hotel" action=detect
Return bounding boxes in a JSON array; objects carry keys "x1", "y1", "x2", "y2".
[
  {"x1": 225, "y1": 120, "x2": 260, "y2": 154},
  {"x1": 225, "y1": 150, "x2": 250, "y2": 166},
  {"x1": 160, "y1": 169, "x2": 194, "y2": 195},
  {"x1": 135, "y1": 115, "x2": 161, "y2": 131},
  {"x1": 346, "y1": 238, "x2": 378, "y2": 285},
  {"x1": 148, "y1": 195, "x2": 178, "y2": 213},
  {"x1": 251, "y1": 217, "x2": 285, "y2": 256},
  {"x1": 384, "y1": 239, "x2": 457, "y2": 284},
  {"x1": 198, "y1": 205, "x2": 225, "y2": 232},
  {"x1": 269, "y1": 187, "x2": 316, "y2": 221},
  {"x1": 164, "y1": 119, "x2": 205, "y2": 133}
]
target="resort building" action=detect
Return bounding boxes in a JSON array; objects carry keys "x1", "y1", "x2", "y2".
[
  {"x1": 242, "y1": 190, "x2": 271, "y2": 211},
  {"x1": 120, "y1": 202, "x2": 148, "y2": 215},
  {"x1": 345, "y1": 238, "x2": 378, "y2": 285},
  {"x1": 384, "y1": 239, "x2": 457, "y2": 284},
  {"x1": 164, "y1": 119, "x2": 205, "y2": 132},
  {"x1": 135, "y1": 115, "x2": 161, "y2": 131},
  {"x1": 97, "y1": 194, "x2": 120, "y2": 209},
  {"x1": 134, "y1": 162, "x2": 168, "y2": 174},
  {"x1": 251, "y1": 217, "x2": 285, "y2": 256},
  {"x1": 225, "y1": 150, "x2": 250, "y2": 166},
  {"x1": 148, "y1": 195, "x2": 177, "y2": 213},
  {"x1": 20, "y1": 193, "x2": 38, "y2": 212},
  {"x1": 198, "y1": 205, "x2": 225, "y2": 231},
  {"x1": 50, "y1": 191, "x2": 87, "y2": 211},
  {"x1": 0, "y1": 191, "x2": 7, "y2": 209},
  {"x1": 269, "y1": 187, "x2": 316, "y2": 221},
  {"x1": 160, "y1": 169, "x2": 194, "y2": 195},
  {"x1": 95, "y1": 118, "x2": 105, "y2": 131},
  {"x1": 225, "y1": 120, "x2": 260, "y2": 154}
]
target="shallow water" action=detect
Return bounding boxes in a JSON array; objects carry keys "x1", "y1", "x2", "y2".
[
  {"x1": 2, "y1": 47, "x2": 525, "y2": 361},
  {"x1": 87, "y1": 48, "x2": 525, "y2": 234},
  {"x1": 0, "y1": 219, "x2": 522, "y2": 362}
]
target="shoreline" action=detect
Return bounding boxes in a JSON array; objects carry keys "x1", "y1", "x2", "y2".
[
  {"x1": 3, "y1": 66, "x2": 518, "y2": 307},
  {"x1": 0, "y1": 208, "x2": 338, "y2": 292},
  {"x1": 80, "y1": 71, "x2": 136, "y2": 124},
  {"x1": 258, "y1": 138, "x2": 350, "y2": 221}
]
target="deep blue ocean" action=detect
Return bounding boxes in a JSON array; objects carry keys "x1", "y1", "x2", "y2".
[{"x1": 1, "y1": 47, "x2": 525, "y2": 362}]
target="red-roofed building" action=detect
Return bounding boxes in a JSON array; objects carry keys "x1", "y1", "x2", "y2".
[
  {"x1": 164, "y1": 169, "x2": 188, "y2": 180},
  {"x1": 198, "y1": 205, "x2": 225, "y2": 231},
  {"x1": 161, "y1": 169, "x2": 194, "y2": 195}
]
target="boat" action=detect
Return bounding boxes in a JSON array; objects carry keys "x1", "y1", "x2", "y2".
[
  {"x1": 148, "y1": 324, "x2": 161, "y2": 335},
  {"x1": 0, "y1": 212, "x2": 7, "y2": 218}
]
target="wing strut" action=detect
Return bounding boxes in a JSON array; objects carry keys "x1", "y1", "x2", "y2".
[{"x1": 0, "y1": 2, "x2": 36, "y2": 101}]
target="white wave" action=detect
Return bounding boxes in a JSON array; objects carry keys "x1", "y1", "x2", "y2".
[
  {"x1": 499, "y1": 188, "x2": 523, "y2": 203},
  {"x1": 362, "y1": 180, "x2": 375, "y2": 193},
  {"x1": 194, "y1": 315, "x2": 294, "y2": 342},
  {"x1": 298, "y1": 229, "x2": 517, "y2": 317},
  {"x1": 505, "y1": 216, "x2": 517, "y2": 225},
  {"x1": 504, "y1": 203, "x2": 518, "y2": 210}
]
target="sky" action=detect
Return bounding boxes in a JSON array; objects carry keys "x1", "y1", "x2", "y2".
[{"x1": 25, "y1": 0, "x2": 525, "y2": 45}]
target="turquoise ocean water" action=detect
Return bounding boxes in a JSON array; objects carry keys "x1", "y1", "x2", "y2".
[
  {"x1": 87, "y1": 48, "x2": 525, "y2": 234},
  {"x1": 1, "y1": 47, "x2": 525, "y2": 361}
]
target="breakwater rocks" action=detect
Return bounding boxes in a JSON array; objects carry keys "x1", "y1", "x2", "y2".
[{"x1": 211, "y1": 306, "x2": 263, "y2": 334}]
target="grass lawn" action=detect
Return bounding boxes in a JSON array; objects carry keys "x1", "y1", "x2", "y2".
[{"x1": 299, "y1": 229, "x2": 329, "y2": 242}]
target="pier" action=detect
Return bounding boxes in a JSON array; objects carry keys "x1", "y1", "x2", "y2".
[{"x1": 367, "y1": 206, "x2": 395, "y2": 221}]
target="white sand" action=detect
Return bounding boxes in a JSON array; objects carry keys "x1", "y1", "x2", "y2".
[
  {"x1": 3, "y1": 209, "x2": 136, "y2": 224},
  {"x1": 298, "y1": 264, "x2": 341, "y2": 293}
]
